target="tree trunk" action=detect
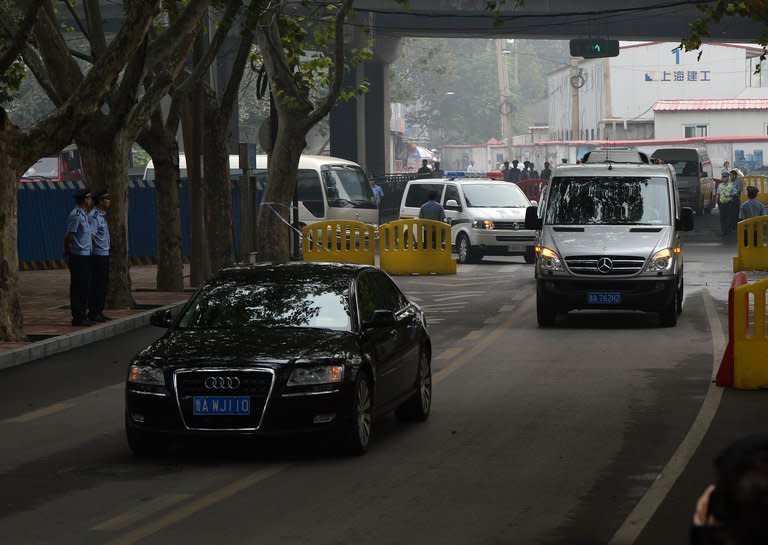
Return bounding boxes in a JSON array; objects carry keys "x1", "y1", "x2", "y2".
[
  {"x1": 77, "y1": 129, "x2": 135, "y2": 308},
  {"x1": 139, "y1": 124, "x2": 184, "y2": 291},
  {"x1": 203, "y1": 92, "x2": 234, "y2": 274},
  {"x1": 154, "y1": 152, "x2": 185, "y2": 290},
  {"x1": 0, "y1": 149, "x2": 24, "y2": 341},
  {"x1": 254, "y1": 122, "x2": 306, "y2": 263}
]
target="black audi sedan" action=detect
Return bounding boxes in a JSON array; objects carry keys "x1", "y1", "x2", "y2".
[{"x1": 125, "y1": 262, "x2": 432, "y2": 455}]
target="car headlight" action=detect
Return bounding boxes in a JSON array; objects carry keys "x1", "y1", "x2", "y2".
[
  {"x1": 472, "y1": 220, "x2": 494, "y2": 230},
  {"x1": 646, "y1": 248, "x2": 679, "y2": 272},
  {"x1": 287, "y1": 365, "x2": 344, "y2": 386},
  {"x1": 537, "y1": 246, "x2": 564, "y2": 271},
  {"x1": 128, "y1": 364, "x2": 165, "y2": 386}
]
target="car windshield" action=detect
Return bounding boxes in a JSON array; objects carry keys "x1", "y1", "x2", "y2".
[
  {"x1": 322, "y1": 165, "x2": 376, "y2": 208},
  {"x1": 545, "y1": 177, "x2": 671, "y2": 225},
  {"x1": 22, "y1": 157, "x2": 59, "y2": 178},
  {"x1": 177, "y1": 280, "x2": 352, "y2": 331},
  {"x1": 462, "y1": 183, "x2": 530, "y2": 208}
]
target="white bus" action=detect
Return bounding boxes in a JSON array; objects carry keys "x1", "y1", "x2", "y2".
[{"x1": 143, "y1": 153, "x2": 378, "y2": 226}]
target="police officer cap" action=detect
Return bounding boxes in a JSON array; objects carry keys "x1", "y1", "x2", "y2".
[
  {"x1": 94, "y1": 190, "x2": 111, "y2": 202},
  {"x1": 73, "y1": 188, "x2": 92, "y2": 202}
]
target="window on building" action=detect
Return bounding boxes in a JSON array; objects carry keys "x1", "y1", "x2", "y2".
[{"x1": 683, "y1": 124, "x2": 708, "y2": 138}]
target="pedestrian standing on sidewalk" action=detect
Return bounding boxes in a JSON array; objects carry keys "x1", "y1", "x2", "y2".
[
  {"x1": 88, "y1": 190, "x2": 112, "y2": 322},
  {"x1": 63, "y1": 188, "x2": 94, "y2": 326}
]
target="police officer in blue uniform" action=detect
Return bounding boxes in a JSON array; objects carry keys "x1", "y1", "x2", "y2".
[
  {"x1": 63, "y1": 188, "x2": 93, "y2": 326},
  {"x1": 88, "y1": 190, "x2": 112, "y2": 322}
]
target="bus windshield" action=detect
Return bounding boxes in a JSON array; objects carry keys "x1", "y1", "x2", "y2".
[
  {"x1": 322, "y1": 165, "x2": 376, "y2": 209},
  {"x1": 545, "y1": 177, "x2": 671, "y2": 225}
]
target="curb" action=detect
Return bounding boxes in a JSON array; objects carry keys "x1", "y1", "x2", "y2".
[{"x1": 0, "y1": 301, "x2": 188, "y2": 372}]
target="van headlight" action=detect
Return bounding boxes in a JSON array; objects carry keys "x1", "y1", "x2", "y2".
[
  {"x1": 537, "y1": 246, "x2": 564, "y2": 271},
  {"x1": 645, "y1": 248, "x2": 679, "y2": 272},
  {"x1": 472, "y1": 220, "x2": 494, "y2": 230}
]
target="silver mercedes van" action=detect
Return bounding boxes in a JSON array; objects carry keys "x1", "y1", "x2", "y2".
[{"x1": 525, "y1": 162, "x2": 694, "y2": 327}]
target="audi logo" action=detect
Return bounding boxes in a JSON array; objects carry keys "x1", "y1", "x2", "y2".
[
  {"x1": 204, "y1": 376, "x2": 241, "y2": 390},
  {"x1": 597, "y1": 257, "x2": 614, "y2": 274}
]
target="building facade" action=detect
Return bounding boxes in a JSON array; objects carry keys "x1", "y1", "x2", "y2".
[{"x1": 548, "y1": 42, "x2": 767, "y2": 142}]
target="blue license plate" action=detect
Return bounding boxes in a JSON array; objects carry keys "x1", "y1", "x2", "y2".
[
  {"x1": 587, "y1": 292, "x2": 621, "y2": 305},
  {"x1": 193, "y1": 396, "x2": 250, "y2": 416}
]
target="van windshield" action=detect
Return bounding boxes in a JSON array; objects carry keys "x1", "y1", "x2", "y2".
[
  {"x1": 322, "y1": 165, "x2": 376, "y2": 209},
  {"x1": 545, "y1": 177, "x2": 671, "y2": 225},
  {"x1": 462, "y1": 183, "x2": 530, "y2": 208}
]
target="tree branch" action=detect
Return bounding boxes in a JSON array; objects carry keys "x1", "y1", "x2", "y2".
[
  {"x1": 111, "y1": 38, "x2": 149, "y2": 132},
  {"x1": 220, "y1": 5, "x2": 259, "y2": 123},
  {"x1": 32, "y1": 1, "x2": 86, "y2": 100},
  {"x1": 147, "y1": 0, "x2": 211, "y2": 70},
  {"x1": 256, "y1": 8, "x2": 308, "y2": 110},
  {"x1": 64, "y1": 0, "x2": 90, "y2": 43},
  {"x1": 0, "y1": 0, "x2": 45, "y2": 74},
  {"x1": 307, "y1": 0, "x2": 354, "y2": 127},
  {"x1": 84, "y1": 0, "x2": 107, "y2": 60},
  {"x1": 173, "y1": 0, "x2": 243, "y2": 100},
  {"x1": 69, "y1": 48, "x2": 94, "y2": 64}
]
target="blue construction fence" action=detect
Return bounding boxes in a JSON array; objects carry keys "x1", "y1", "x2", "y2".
[{"x1": 17, "y1": 179, "x2": 258, "y2": 270}]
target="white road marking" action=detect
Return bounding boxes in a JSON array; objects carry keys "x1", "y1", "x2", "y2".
[{"x1": 607, "y1": 289, "x2": 726, "y2": 545}]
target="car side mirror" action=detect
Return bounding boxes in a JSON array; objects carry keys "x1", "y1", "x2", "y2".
[
  {"x1": 525, "y1": 205, "x2": 542, "y2": 230},
  {"x1": 150, "y1": 308, "x2": 174, "y2": 328},
  {"x1": 677, "y1": 207, "x2": 695, "y2": 232},
  {"x1": 363, "y1": 309, "x2": 396, "y2": 329},
  {"x1": 445, "y1": 199, "x2": 461, "y2": 211}
]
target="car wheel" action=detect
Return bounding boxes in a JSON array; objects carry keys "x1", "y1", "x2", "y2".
[
  {"x1": 659, "y1": 288, "x2": 678, "y2": 327},
  {"x1": 396, "y1": 347, "x2": 432, "y2": 422},
  {"x1": 536, "y1": 281, "x2": 556, "y2": 327},
  {"x1": 125, "y1": 414, "x2": 166, "y2": 456},
  {"x1": 457, "y1": 233, "x2": 480, "y2": 264},
  {"x1": 339, "y1": 372, "x2": 373, "y2": 455},
  {"x1": 524, "y1": 247, "x2": 536, "y2": 264}
]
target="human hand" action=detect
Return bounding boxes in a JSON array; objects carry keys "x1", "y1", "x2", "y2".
[{"x1": 693, "y1": 484, "x2": 718, "y2": 526}]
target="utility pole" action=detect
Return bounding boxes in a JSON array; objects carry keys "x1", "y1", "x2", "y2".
[{"x1": 496, "y1": 39, "x2": 513, "y2": 162}]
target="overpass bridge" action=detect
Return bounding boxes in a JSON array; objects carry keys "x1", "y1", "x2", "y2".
[{"x1": 333, "y1": 0, "x2": 764, "y2": 175}]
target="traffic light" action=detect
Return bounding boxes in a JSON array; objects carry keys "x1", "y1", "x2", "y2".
[{"x1": 570, "y1": 39, "x2": 620, "y2": 59}]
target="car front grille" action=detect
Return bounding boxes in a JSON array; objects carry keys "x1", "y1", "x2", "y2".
[
  {"x1": 493, "y1": 221, "x2": 524, "y2": 230},
  {"x1": 564, "y1": 255, "x2": 646, "y2": 276},
  {"x1": 174, "y1": 368, "x2": 274, "y2": 431}
]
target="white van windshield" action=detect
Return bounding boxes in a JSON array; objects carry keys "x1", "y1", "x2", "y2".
[
  {"x1": 546, "y1": 177, "x2": 671, "y2": 225},
  {"x1": 462, "y1": 183, "x2": 530, "y2": 208},
  {"x1": 322, "y1": 165, "x2": 376, "y2": 209}
]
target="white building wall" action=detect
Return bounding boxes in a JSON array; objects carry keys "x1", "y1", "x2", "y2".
[
  {"x1": 655, "y1": 110, "x2": 768, "y2": 139},
  {"x1": 548, "y1": 42, "x2": 760, "y2": 141},
  {"x1": 609, "y1": 43, "x2": 750, "y2": 122}
]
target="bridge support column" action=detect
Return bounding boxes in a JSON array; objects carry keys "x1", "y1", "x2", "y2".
[{"x1": 330, "y1": 60, "x2": 388, "y2": 177}]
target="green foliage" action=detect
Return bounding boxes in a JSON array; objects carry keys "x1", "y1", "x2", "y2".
[
  {"x1": 0, "y1": 54, "x2": 25, "y2": 104},
  {"x1": 390, "y1": 38, "x2": 569, "y2": 144},
  {"x1": 682, "y1": 0, "x2": 768, "y2": 70}
]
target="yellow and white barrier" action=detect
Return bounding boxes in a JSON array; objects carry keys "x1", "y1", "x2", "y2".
[
  {"x1": 732, "y1": 278, "x2": 768, "y2": 389},
  {"x1": 302, "y1": 220, "x2": 375, "y2": 265},
  {"x1": 733, "y1": 216, "x2": 768, "y2": 272},
  {"x1": 379, "y1": 219, "x2": 457, "y2": 275},
  {"x1": 740, "y1": 175, "x2": 768, "y2": 206}
]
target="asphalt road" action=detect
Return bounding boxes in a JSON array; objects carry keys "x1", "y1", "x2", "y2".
[{"x1": 0, "y1": 215, "x2": 754, "y2": 545}]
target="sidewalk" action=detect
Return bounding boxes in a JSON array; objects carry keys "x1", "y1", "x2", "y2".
[{"x1": 0, "y1": 265, "x2": 193, "y2": 370}]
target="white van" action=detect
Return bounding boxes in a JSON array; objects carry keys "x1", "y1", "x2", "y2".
[
  {"x1": 525, "y1": 162, "x2": 694, "y2": 327},
  {"x1": 399, "y1": 178, "x2": 537, "y2": 264},
  {"x1": 143, "y1": 154, "x2": 378, "y2": 226}
]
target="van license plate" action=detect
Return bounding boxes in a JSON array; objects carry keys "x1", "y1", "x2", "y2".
[{"x1": 588, "y1": 292, "x2": 621, "y2": 305}]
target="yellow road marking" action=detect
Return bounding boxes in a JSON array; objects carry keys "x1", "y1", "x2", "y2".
[
  {"x1": 499, "y1": 305, "x2": 518, "y2": 312},
  {"x1": 434, "y1": 296, "x2": 535, "y2": 385},
  {"x1": 435, "y1": 347, "x2": 463, "y2": 361},
  {"x1": 92, "y1": 494, "x2": 191, "y2": 531},
  {"x1": 3, "y1": 401, "x2": 76, "y2": 424},
  {"x1": 462, "y1": 330, "x2": 483, "y2": 341},
  {"x1": 102, "y1": 464, "x2": 290, "y2": 545}
]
